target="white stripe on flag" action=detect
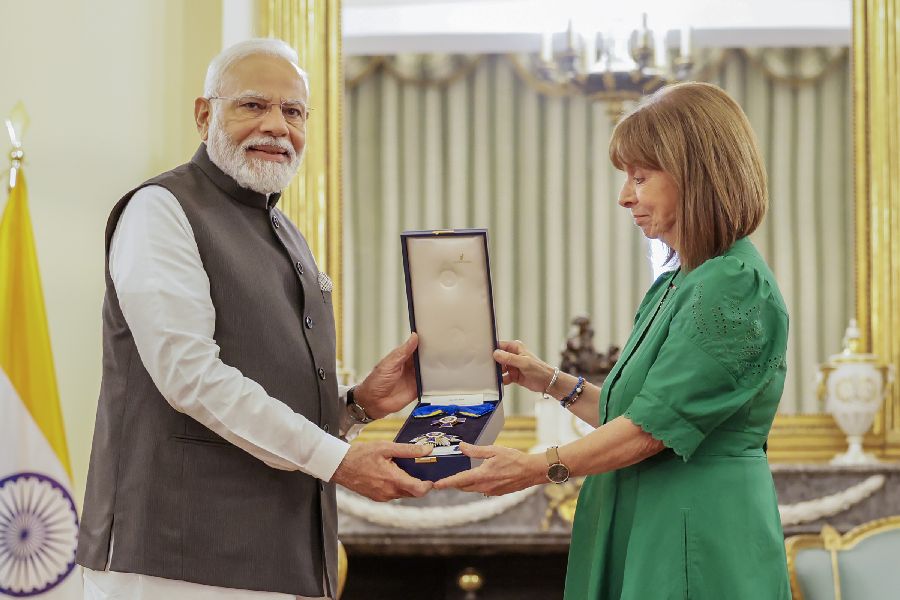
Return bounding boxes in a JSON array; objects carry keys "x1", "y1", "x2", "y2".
[{"x1": 0, "y1": 367, "x2": 82, "y2": 597}]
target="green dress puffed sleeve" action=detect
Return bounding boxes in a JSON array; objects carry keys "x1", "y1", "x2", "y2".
[{"x1": 622, "y1": 254, "x2": 788, "y2": 460}]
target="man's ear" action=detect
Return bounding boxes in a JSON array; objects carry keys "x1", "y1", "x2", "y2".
[{"x1": 194, "y1": 97, "x2": 211, "y2": 141}]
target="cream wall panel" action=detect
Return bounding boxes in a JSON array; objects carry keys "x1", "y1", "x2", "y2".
[{"x1": 0, "y1": 0, "x2": 221, "y2": 507}]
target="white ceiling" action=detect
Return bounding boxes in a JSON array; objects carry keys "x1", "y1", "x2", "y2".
[{"x1": 342, "y1": 0, "x2": 852, "y2": 55}]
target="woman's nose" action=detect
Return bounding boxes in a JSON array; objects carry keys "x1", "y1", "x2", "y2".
[{"x1": 618, "y1": 181, "x2": 635, "y2": 207}]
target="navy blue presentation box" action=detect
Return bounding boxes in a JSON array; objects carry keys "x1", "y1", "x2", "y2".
[{"x1": 393, "y1": 229, "x2": 505, "y2": 482}]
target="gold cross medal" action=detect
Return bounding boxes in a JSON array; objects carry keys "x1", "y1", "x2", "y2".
[
  {"x1": 431, "y1": 415, "x2": 466, "y2": 428},
  {"x1": 410, "y1": 431, "x2": 461, "y2": 447}
]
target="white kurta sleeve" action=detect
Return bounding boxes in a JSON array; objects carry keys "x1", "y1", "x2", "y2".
[{"x1": 109, "y1": 185, "x2": 350, "y2": 482}]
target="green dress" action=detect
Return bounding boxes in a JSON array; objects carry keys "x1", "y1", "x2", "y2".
[{"x1": 564, "y1": 238, "x2": 792, "y2": 600}]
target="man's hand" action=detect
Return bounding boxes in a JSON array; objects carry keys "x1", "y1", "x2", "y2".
[
  {"x1": 432, "y1": 442, "x2": 546, "y2": 496},
  {"x1": 353, "y1": 333, "x2": 419, "y2": 419},
  {"x1": 331, "y1": 441, "x2": 433, "y2": 501}
]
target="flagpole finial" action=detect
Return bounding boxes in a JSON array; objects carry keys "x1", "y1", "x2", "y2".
[
  {"x1": 5, "y1": 101, "x2": 30, "y2": 148},
  {"x1": 5, "y1": 101, "x2": 29, "y2": 191}
]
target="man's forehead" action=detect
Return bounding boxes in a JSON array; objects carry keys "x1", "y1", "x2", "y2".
[{"x1": 220, "y1": 54, "x2": 308, "y2": 98}]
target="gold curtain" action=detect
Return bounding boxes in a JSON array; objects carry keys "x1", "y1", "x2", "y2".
[{"x1": 260, "y1": 0, "x2": 345, "y2": 360}]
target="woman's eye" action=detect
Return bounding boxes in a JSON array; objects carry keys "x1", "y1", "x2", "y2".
[{"x1": 633, "y1": 177, "x2": 645, "y2": 184}]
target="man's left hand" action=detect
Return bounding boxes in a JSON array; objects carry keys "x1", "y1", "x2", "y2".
[{"x1": 354, "y1": 333, "x2": 419, "y2": 420}]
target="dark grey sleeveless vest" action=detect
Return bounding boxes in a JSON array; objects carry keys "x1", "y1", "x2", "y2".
[{"x1": 76, "y1": 145, "x2": 341, "y2": 598}]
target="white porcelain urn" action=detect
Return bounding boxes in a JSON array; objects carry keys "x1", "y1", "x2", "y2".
[{"x1": 819, "y1": 319, "x2": 894, "y2": 465}]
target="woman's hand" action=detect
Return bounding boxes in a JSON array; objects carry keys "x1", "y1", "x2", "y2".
[
  {"x1": 432, "y1": 442, "x2": 547, "y2": 496},
  {"x1": 493, "y1": 340, "x2": 556, "y2": 394}
]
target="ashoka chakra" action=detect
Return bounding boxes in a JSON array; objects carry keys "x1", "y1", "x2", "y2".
[{"x1": 0, "y1": 472, "x2": 79, "y2": 596}]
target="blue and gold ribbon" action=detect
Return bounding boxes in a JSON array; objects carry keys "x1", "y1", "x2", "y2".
[{"x1": 412, "y1": 402, "x2": 497, "y2": 419}]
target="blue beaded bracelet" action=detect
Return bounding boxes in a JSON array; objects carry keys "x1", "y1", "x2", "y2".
[{"x1": 560, "y1": 375, "x2": 585, "y2": 409}]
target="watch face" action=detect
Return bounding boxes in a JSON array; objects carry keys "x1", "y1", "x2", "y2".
[
  {"x1": 547, "y1": 463, "x2": 570, "y2": 484},
  {"x1": 350, "y1": 402, "x2": 371, "y2": 423}
]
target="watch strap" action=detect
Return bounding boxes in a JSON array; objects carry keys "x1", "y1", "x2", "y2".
[
  {"x1": 347, "y1": 386, "x2": 374, "y2": 424},
  {"x1": 546, "y1": 445, "x2": 562, "y2": 467}
]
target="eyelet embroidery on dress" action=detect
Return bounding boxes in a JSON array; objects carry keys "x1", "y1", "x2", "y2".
[
  {"x1": 689, "y1": 281, "x2": 784, "y2": 381},
  {"x1": 691, "y1": 283, "x2": 708, "y2": 334}
]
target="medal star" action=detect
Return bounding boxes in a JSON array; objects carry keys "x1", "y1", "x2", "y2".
[
  {"x1": 431, "y1": 415, "x2": 466, "y2": 428},
  {"x1": 410, "y1": 431, "x2": 461, "y2": 446}
]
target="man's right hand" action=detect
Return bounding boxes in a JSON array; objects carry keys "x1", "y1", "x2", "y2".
[{"x1": 331, "y1": 441, "x2": 433, "y2": 501}]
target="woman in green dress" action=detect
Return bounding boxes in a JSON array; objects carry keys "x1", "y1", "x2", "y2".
[{"x1": 435, "y1": 82, "x2": 792, "y2": 599}]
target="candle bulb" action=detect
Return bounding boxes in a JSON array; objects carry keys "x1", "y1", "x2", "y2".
[
  {"x1": 680, "y1": 26, "x2": 692, "y2": 58},
  {"x1": 654, "y1": 30, "x2": 667, "y2": 72},
  {"x1": 583, "y1": 31, "x2": 596, "y2": 72},
  {"x1": 541, "y1": 31, "x2": 553, "y2": 63}
]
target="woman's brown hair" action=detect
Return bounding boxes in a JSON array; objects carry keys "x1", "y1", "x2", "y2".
[{"x1": 609, "y1": 81, "x2": 767, "y2": 271}]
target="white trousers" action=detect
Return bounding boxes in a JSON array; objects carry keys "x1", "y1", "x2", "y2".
[{"x1": 83, "y1": 569, "x2": 329, "y2": 600}]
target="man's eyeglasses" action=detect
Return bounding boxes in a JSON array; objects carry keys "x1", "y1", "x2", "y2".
[{"x1": 207, "y1": 95, "x2": 311, "y2": 126}]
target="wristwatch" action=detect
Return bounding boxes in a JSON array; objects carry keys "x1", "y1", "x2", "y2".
[
  {"x1": 346, "y1": 386, "x2": 375, "y2": 424},
  {"x1": 545, "y1": 446, "x2": 570, "y2": 484}
]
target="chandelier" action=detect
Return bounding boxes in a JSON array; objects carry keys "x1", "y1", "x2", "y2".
[{"x1": 537, "y1": 14, "x2": 695, "y2": 103}]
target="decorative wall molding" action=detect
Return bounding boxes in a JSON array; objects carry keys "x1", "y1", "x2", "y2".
[
  {"x1": 338, "y1": 474, "x2": 885, "y2": 529},
  {"x1": 337, "y1": 486, "x2": 540, "y2": 529},
  {"x1": 779, "y1": 474, "x2": 885, "y2": 526}
]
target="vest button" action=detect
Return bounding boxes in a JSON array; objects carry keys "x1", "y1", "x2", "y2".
[
  {"x1": 318, "y1": 367, "x2": 326, "y2": 380},
  {"x1": 272, "y1": 214, "x2": 280, "y2": 229},
  {"x1": 296, "y1": 261, "x2": 304, "y2": 275},
  {"x1": 323, "y1": 423, "x2": 330, "y2": 433},
  {"x1": 305, "y1": 316, "x2": 313, "y2": 329}
]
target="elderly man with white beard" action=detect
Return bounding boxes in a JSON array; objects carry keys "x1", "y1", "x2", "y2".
[{"x1": 75, "y1": 38, "x2": 432, "y2": 600}]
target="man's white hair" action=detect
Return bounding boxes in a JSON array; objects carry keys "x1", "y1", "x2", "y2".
[{"x1": 203, "y1": 38, "x2": 309, "y2": 98}]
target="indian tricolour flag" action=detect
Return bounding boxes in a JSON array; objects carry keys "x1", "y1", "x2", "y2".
[{"x1": 1, "y1": 167, "x2": 81, "y2": 597}]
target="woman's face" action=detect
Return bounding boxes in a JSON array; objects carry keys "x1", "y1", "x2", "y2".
[{"x1": 618, "y1": 165, "x2": 680, "y2": 250}]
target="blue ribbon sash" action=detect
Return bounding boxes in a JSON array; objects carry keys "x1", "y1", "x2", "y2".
[{"x1": 411, "y1": 402, "x2": 497, "y2": 419}]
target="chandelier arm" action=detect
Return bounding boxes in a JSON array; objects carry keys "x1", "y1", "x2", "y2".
[{"x1": 504, "y1": 54, "x2": 580, "y2": 99}]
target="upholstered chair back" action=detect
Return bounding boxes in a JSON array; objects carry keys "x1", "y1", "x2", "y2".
[{"x1": 786, "y1": 516, "x2": 900, "y2": 600}]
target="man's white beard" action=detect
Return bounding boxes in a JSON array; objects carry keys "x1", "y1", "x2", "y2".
[{"x1": 206, "y1": 111, "x2": 303, "y2": 195}]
